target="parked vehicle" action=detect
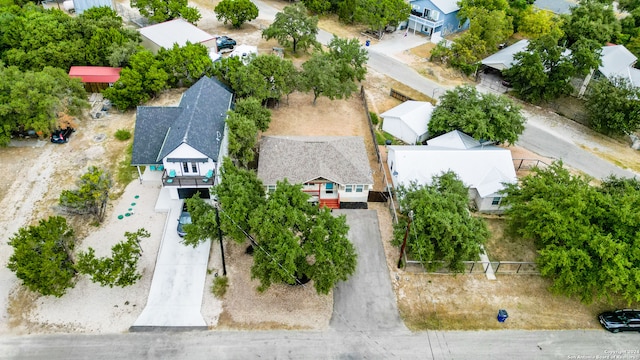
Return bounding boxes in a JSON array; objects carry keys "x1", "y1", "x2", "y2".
[
  {"x1": 177, "y1": 202, "x2": 191, "y2": 237},
  {"x1": 598, "y1": 309, "x2": 640, "y2": 333},
  {"x1": 216, "y1": 36, "x2": 236, "y2": 51},
  {"x1": 50, "y1": 128, "x2": 74, "y2": 144}
]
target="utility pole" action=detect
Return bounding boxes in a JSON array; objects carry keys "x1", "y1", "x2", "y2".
[
  {"x1": 214, "y1": 205, "x2": 227, "y2": 276},
  {"x1": 397, "y1": 210, "x2": 413, "y2": 269}
]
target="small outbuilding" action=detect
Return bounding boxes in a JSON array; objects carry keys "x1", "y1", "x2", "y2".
[
  {"x1": 138, "y1": 19, "x2": 217, "y2": 54},
  {"x1": 68, "y1": 66, "x2": 122, "y2": 92},
  {"x1": 380, "y1": 101, "x2": 434, "y2": 144}
]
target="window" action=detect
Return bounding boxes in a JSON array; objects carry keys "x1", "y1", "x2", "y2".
[
  {"x1": 431, "y1": 10, "x2": 439, "y2": 20},
  {"x1": 491, "y1": 197, "x2": 502, "y2": 206},
  {"x1": 345, "y1": 185, "x2": 353, "y2": 193},
  {"x1": 356, "y1": 185, "x2": 364, "y2": 193},
  {"x1": 458, "y1": 20, "x2": 463, "y2": 29},
  {"x1": 192, "y1": 163, "x2": 198, "y2": 173},
  {"x1": 267, "y1": 185, "x2": 276, "y2": 193},
  {"x1": 183, "y1": 162, "x2": 189, "y2": 173}
]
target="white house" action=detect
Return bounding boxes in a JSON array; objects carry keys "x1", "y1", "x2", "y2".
[
  {"x1": 257, "y1": 136, "x2": 374, "y2": 209},
  {"x1": 387, "y1": 130, "x2": 517, "y2": 213},
  {"x1": 381, "y1": 101, "x2": 434, "y2": 144},
  {"x1": 138, "y1": 19, "x2": 218, "y2": 54},
  {"x1": 131, "y1": 76, "x2": 234, "y2": 200}
]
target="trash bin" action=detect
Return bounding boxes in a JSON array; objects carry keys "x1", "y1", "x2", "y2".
[
  {"x1": 497, "y1": 309, "x2": 509, "y2": 322},
  {"x1": 365, "y1": 40, "x2": 370, "y2": 47}
]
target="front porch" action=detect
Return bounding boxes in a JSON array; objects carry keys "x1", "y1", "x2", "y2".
[
  {"x1": 302, "y1": 183, "x2": 340, "y2": 209},
  {"x1": 161, "y1": 169, "x2": 214, "y2": 188},
  {"x1": 408, "y1": 13, "x2": 444, "y2": 35}
]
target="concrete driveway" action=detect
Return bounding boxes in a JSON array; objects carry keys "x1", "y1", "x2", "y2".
[
  {"x1": 330, "y1": 210, "x2": 406, "y2": 332},
  {"x1": 130, "y1": 189, "x2": 211, "y2": 331}
]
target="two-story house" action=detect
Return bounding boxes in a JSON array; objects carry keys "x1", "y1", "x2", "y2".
[
  {"x1": 407, "y1": 0, "x2": 469, "y2": 42},
  {"x1": 131, "y1": 76, "x2": 234, "y2": 200}
]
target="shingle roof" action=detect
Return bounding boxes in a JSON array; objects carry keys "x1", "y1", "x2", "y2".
[
  {"x1": 131, "y1": 77, "x2": 233, "y2": 165},
  {"x1": 258, "y1": 136, "x2": 374, "y2": 186}
]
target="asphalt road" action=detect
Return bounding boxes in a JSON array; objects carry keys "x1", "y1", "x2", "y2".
[{"x1": 2, "y1": 329, "x2": 640, "y2": 359}]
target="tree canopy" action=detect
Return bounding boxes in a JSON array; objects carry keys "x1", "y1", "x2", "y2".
[
  {"x1": 561, "y1": 0, "x2": 620, "y2": 47},
  {"x1": 59, "y1": 166, "x2": 112, "y2": 222},
  {"x1": 226, "y1": 111, "x2": 259, "y2": 167},
  {"x1": 0, "y1": 4, "x2": 140, "y2": 71},
  {"x1": 393, "y1": 172, "x2": 490, "y2": 272},
  {"x1": 7, "y1": 216, "x2": 77, "y2": 297},
  {"x1": 503, "y1": 29, "x2": 599, "y2": 103},
  {"x1": 76, "y1": 229, "x2": 148, "y2": 288},
  {"x1": 231, "y1": 54, "x2": 298, "y2": 103},
  {"x1": 428, "y1": 85, "x2": 525, "y2": 144},
  {"x1": 130, "y1": 0, "x2": 201, "y2": 24},
  {"x1": 249, "y1": 180, "x2": 357, "y2": 294},
  {"x1": 156, "y1": 42, "x2": 213, "y2": 88},
  {"x1": 501, "y1": 162, "x2": 640, "y2": 304},
  {"x1": 0, "y1": 65, "x2": 88, "y2": 146},
  {"x1": 214, "y1": 0, "x2": 259, "y2": 28},
  {"x1": 262, "y1": 2, "x2": 319, "y2": 53},
  {"x1": 355, "y1": 0, "x2": 410, "y2": 39},
  {"x1": 585, "y1": 77, "x2": 640, "y2": 136},
  {"x1": 300, "y1": 51, "x2": 358, "y2": 105}
]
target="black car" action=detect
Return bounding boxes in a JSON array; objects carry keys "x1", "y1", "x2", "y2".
[
  {"x1": 177, "y1": 202, "x2": 191, "y2": 237},
  {"x1": 50, "y1": 128, "x2": 74, "y2": 144},
  {"x1": 216, "y1": 36, "x2": 236, "y2": 50},
  {"x1": 599, "y1": 309, "x2": 640, "y2": 333}
]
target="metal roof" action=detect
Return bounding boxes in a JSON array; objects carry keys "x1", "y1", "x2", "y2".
[
  {"x1": 480, "y1": 40, "x2": 530, "y2": 71},
  {"x1": 599, "y1": 45, "x2": 640, "y2": 85},
  {"x1": 380, "y1": 101, "x2": 434, "y2": 138},
  {"x1": 428, "y1": 0, "x2": 460, "y2": 14},
  {"x1": 257, "y1": 136, "x2": 374, "y2": 186},
  {"x1": 68, "y1": 66, "x2": 122, "y2": 83},
  {"x1": 388, "y1": 131, "x2": 517, "y2": 197},
  {"x1": 139, "y1": 19, "x2": 216, "y2": 50},
  {"x1": 426, "y1": 130, "x2": 481, "y2": 149}
]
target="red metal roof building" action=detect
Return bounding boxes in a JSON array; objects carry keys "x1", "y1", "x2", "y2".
[{"x1": 69, "y1": 66, "x2": 122, "y2": 83}]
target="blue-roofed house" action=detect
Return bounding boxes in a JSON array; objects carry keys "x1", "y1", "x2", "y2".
[
  {"x1": 131, "y1": 76, "x2": 234, "y2": 199},
  {"x1": 407, "y1": 0, "x2": 469, "y2": 41}
]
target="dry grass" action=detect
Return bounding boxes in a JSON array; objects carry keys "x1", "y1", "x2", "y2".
[{"x1": 483, "y1": 217, "x2": 537, "y2": 262}]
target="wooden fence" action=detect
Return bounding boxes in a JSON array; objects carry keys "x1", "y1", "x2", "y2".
[{"x1": 390, "y1": 88, "x2": 414, "y2": 102}]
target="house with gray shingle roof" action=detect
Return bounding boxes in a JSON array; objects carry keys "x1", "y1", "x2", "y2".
[
  {"x1": 132, "y1": 76, "x2": 234, "y2": 200},
  {"x1": 257, "y1": 136, "x2": 374, "y2": 209}
]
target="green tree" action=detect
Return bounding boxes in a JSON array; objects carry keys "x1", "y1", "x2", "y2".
[
  {"x1": 103, "y1": 50, "x2": 169, "y2": 109},
  {"x1": 561, "y1": 0, "x2": 620, "y2": 46},
  {"x1": 619, "y1": 0, "x2": 640, "y2": 11},
  {"x1": 59, "y1": 166, "x2": 112, "y2": 222},
  {"x1": 157, "y1": 42, "x2": 212, "y2": 87},
  {"x1": 215, "y1": 0, "x2": 259, "y2": 28},
  {"x1": 7, "y1": 216, "x2": 77, "y2": 297},
  {"x1": 393, "y1": 172, "x2": 489, "y2": 272},
  {"x1": 355, "y1": 0, "x2": 410, "y2": 39},
  {"x1": 327, "y1": 36, "x2": 368, "y2": 82},
  {"x1": 249, "y1": 180, "x2": 357, "y2": 294},
  {"x1": 337, "y1": 0, "x2": 357, "y2": 24},
  {"x1": 181, "y1": 195, "x2": 220, "y2": 247},
  {"x1": 517, "y1": 7, "x2": 560, "y2": 39},
  {"x1": 300, "y1": 51, "x2": 358, "y2": 105},
  {"x1": 234, "y1": 97, "x2": 271, "y2": 131},
  {"x1": 303, "y1": 0, "x2": 332, "y2": 14},
  {"x1": 0, "y1": 65, "x2": 88, "y2": 146},
  {"x1": 211, "y1": 56, "x2": 244, "y2": 87},
  {"x1": 585, "y1": 77, "x2": 640, "y2": 135},
  {"x1": 76, "y1": 229, "x2": 149, "y2": 287},
  {"x1": 231, "y1": 54, "x2": 298, "y2": 103},
  {"x1": 214, "y1": 158, "x2": 266, "y2": 243},
  {"x1": 501, "y1": 162, "x2": 640, "y2": 304},
  {"x1": 428, "y1": 85, "x2": 525, "y2": 144},
  {"x1": 262, "y1": 2, "x2": 319, "y2": 53},
  {"x1": 504, "y1": 30, "x2": 576, "y2": 103},
  {"x1": 226, "y1": 111, "x2": 258, "y2": 167},
  {"x1": 130, "y1": 0, "x2": 201, "y2": 24}
]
